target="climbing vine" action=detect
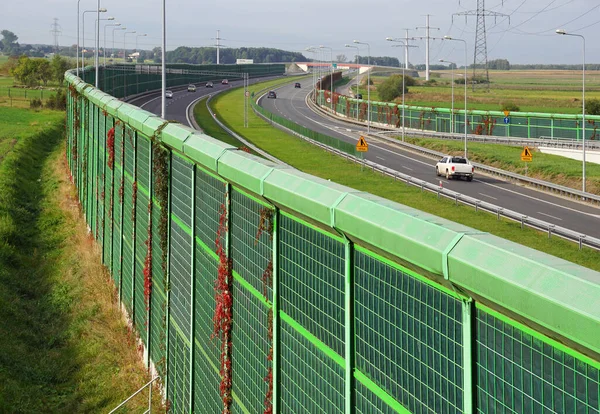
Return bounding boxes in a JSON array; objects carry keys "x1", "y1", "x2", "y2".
[
  {"x1": 213, "y1": 199, "x2": 233, "y2": 414},
  {"x1": 474, "y1": 115, "x2": 496, "y2": 136},
  {"x1": 107, "y1": 126, "x2": 115, "y2": 169},
  {"x1": 256, "y1": 207, "x2": 274, "y2": 414},
  {"x1": 68, "y1": 84, "x2": 80, "y2": 177},
  {"x1": 118, "y1": 121, "x2": 125, "y2": 204},
  {"x1": 143, "y1": 198, "x2": 153, "y2": 311}
]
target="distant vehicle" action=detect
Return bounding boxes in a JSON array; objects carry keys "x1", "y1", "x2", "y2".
[
  {"x1": 221, "y1": 79, "x2": 229, "y2": 85},
  {"x1": 355, "y1": 93, "x2": 363, "y2": 99},
  {"x1": 294, "y1": 82, "x2": 301, "y2": 88},
  {"x1": 435, "y1": 156, "x2": 474, "y2": 181},
  {"x1": 206, "y1": 81, "x2": 214, "y2": 88},
  {"x1": 187, "y1": 84, "x2": 196, "y2": 92},
  {"x1": 165, "y1": 90, "x2": 173, "y2": 99},
  {"x1": 267, "y1": 90, "x2": 277, "y2": 99}
]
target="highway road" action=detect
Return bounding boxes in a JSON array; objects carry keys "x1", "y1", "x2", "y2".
[{"x1": 258, "y1": 82, "x2": 600, "y2": 239}]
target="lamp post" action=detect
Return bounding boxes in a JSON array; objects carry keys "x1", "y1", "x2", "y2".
[
  {"x1": 443, "y1": 36, "x2": 468, "y2": 158},
  {"x1": 556, "y1": 29, "x2": 587, "y2": 193},
  {"x1": 386, "y1": 38, "x2": 410, "y2": 142},
  {"x1": 135, "y1": 34, "x2": 147, "y2": 57},
  {"x1": 439, "y1": 59, "x2": 456, "y2": 133},
  {"x1": 82, "y1": 8, "x2": 106, "y2": 78},
  {"x1": 76, "y1": 0, "x2": 84, "y2": 76},
  {"x1": 123, "y1": 31, "x2": 136, "y2": 63},
  {"x1": 161, "y1": 0, "x2": 166, "y2": 119},
  {"x1": 353, "y1": 40, "x2": 371, "y2": 132},
  {"x1": 112, "y1": 26, "x2": 126, "y2": 62},
  {"x1": 319, "y1": 45, "x2": 334, "y2": 111},
  {"x1": 103, "y1": 23, "x2": 120, "y2": 66},
  {"x1": 344, "y1": 44, "x2": 360, "y2": 120},
  {"x1": 95, "y1": 16, "x2": 114, "y2": 87},
  {"x1": 305, "y1": 47, "x2": 318, "y2": 103}
]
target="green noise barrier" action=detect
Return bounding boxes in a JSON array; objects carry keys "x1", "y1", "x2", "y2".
[{"x1": 66, "y1": 65, "x2": 600, "y2": 413}]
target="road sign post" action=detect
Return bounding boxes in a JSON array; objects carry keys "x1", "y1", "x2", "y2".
[
  {"x1": 356, "y1": 136, "x2": 368, "y2": 171},
  {"x1": 521, "y1": 146, "x2": 532, "y2": 176}
]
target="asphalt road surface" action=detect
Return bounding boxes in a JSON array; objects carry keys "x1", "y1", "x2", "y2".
[{"x1": 259, "y1": 82, "x2": 600, "y2": 239}]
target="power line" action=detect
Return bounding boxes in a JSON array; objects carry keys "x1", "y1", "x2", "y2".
[{"x1": 50, "y1": 18, "x2": 62, "y2": 54}]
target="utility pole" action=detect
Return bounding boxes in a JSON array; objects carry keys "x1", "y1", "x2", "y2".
[
  {"x1": 415, "y1": 15, "x2": 439, "y2": 81},
  {"x1": 50, "y1": 18, "x2": 62, "y2": 54},
  {"x1": 212, "y1": 30, "x2": 226, "y2": 65},
  {"x1": 454, "y1": 0, "x2": 509, "y2": 91}
]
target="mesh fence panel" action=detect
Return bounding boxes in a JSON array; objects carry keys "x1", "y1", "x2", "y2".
[
  {"x1": 355, "y1": 249, "x2": 464, "y2": 414},
  {"x1": 476, "y1": 307, "x2": 600, "y2": 414}
]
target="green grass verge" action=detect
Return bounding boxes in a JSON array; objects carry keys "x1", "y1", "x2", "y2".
[
  {"x1": 0, "y1": 110, "x2": 162, "y2": 411},
  {"x1": 401, "y1": 137, "x2": 600, "y2": 194},
  {"x1": 200, "y1": 79, "x2": 600, "y2": 271}
]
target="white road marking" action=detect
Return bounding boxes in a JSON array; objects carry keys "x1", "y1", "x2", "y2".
[
  {"x1": 479, "y1": 193, "x2": 497, "y2": 200},
  {"x1": 402, "y1": 166, "x2": 413, "y2": 171},
  {"x1": 376, "y1": 156, "x2": 386, "y2": 161},
  {"x1": 538, "y1": 212, "x2": 563, "y2": 221}
]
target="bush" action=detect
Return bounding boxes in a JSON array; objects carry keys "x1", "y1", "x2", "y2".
[
  {"x1": 361, "y1": 77, "x2": 373, "y2": 86},
  {"x1": 586, "y1": 99, "x2": 600, "y2": 115},
  {"x1": 45, "y1": 89, "x2": 66, "y2": 111},
  {"x1": 29, "y1": 98, "x2": 42, "y2": 109},
  {"x1": 501, "y1": 102, "x2": 520, "y2": 112},
  {"x1": 424, "y1": 79, "x2": 437, "y2": 86},
  {"x1": 376, "y1": 74, "x2": 409, "y2": 102}
]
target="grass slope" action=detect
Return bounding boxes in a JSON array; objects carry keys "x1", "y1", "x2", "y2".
[
  {"x1": 196, "y1": 80, "x2": 600, "y2": 271},
  {"x1": 0, "y1": 108, "x2": 162, "y2": 411}
]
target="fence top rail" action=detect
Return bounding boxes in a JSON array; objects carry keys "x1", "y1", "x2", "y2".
[{"x1": 66, "y1": 65, "x2": 600, "y2": 360}]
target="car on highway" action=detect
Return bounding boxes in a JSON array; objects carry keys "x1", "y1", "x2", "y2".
[
  {"x1": 435, "y1": 155, "x2": 474, "y2": 181},
  {"x1": 165, "y1": 90, "x2": 173, "y2": 99},
  {"x1": 187, "y1": 84, "x2": 196, "y2": 92},
  {"x1": 221, "y1": 79, "x2": 229, "y2": 85},
  {"x1": 206, "y1": 81, "x2": 214, "y2": 88},
  {"x1": 295, "y1": 82, "x2": 301, "y2": 88},
  {"x1": 267, "y1": 91, "x2": 277, "y2": 99},
  {"x1": 355, "y1": 93, "x2": 363, "y2": 99}
]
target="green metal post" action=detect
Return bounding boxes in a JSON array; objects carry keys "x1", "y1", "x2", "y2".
[
  {"x1": 118, "y1": 125, "x2": 125, "y2": 304},
  {"x1": 271, "y1": 210, "x2": 280, "y2": 413},
  {"x1": 189, "y1": 164, "x2": 196, "y2": 412},
  {"x1": 101, "y1": 108, "x2": 106, "y2": 263},
  {"x1": 344, "y1": 238, "x2": 354, "y2": 414},
  {"x1": 131, "y1": 130, "x2": 138, "y2": 320},
  {"x1": 462, "y1": 298, "x2": 473, "y2": 414},
  {"x1": 527, "y1": 116, "x2": 531, "y2": 139},
  {"x1": 164, "y1": 149, "x2": 173, "y2": 402},
  {"x1": 146, "y1": 139, "x2": 153, "y2": 368}
]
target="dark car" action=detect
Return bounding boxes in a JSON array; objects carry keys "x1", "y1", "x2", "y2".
[
  {"x1": 267, "y1": 90, "x2": 277, "y2": 99},
  {"x1": 355, "y1": 93, "x2": 363, "y2": 99},
  {"x1": 206, "y1": 81, "x2": 214, "y2": 88},
  {"x1": 294, "y1": 82, "x2": 301, "y2": 88}
]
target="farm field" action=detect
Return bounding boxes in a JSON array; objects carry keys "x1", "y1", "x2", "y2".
[{"x1": 351, "y1": 70, "x2": 600, "y2": 114}]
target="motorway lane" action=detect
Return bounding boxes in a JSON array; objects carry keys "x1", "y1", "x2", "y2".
[{"x1": 259, "y1": 83, "x2": 600, "y2": 239}]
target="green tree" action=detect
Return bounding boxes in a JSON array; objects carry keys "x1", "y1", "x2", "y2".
[
  {"x1": 586, "y1": 99, "x2": 600, "y2": 116},
  {"x1": 50, "y1": 54, "x2": 70, "y2": 85},
  {"x1": 37, "y1": 60, "x2": 52, "y2": 86},
  {"x1": 377, "y1": 74, "x2": 410, "y2": 102},
  {"x1": 1, "y1": 30, "x2": 19, "y2": 55},
  {"x1": 10, "y1": 56, "x2": 38, "y2": 86}
]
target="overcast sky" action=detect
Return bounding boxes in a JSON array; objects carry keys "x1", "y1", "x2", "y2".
[{"x1": 1, "y1": 0, "x2": 599, "y2": 64}]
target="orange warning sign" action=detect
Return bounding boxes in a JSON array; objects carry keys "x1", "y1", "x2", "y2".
[
  {"x1": 521, "y1": 146, "x2": 532, "y2": 162},
  {"x1": 356, "y1": 136, "x2": 369, "y2": 152}
]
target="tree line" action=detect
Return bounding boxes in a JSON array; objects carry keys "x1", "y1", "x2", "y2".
[
  {"x1": 3, "y1": 55, "x2": 72, "y2": 87},
  {"x1": 166, "y1": 47, "x2": 307, "y2": 64}
]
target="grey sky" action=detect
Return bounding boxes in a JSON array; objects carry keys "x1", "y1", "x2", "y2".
[{"x1": 1, "y1": 0, "x2": 599, "y2": 64}]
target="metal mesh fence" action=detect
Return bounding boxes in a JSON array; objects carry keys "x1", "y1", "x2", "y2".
[{"x1": 66, "y1": 69, "x2": 600, "y2": 414}]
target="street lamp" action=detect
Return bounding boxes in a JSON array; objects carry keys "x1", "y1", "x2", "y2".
[
  {"x1": 556, "y1": 29, "x2": 587, "y2": 193},
  {"x1": 161, "y1": 0, "x2": 166, "y2": 119},
  {"x1": 82, "y1": 8, "x2": 106, "y2": 79},
  {"x1": 439, "y1": 59, "x2": 456, "y2": 133},
  {"x1": 123, "y1": 31, "x2": 136, "y2": 63},
  {"x1": 443, "y1": 36, "x2": 468, "y2": 158},
  {"x1": 320, "y1": 45, "x2": 334, "y2": 111},
  {"x1": 386, "y1": 37, "x2": 411, "y2": 142},
  {"x1": 103, "y1": 23, "x2": 120, "y2": 66},
  {"x1": 353, "y1": 40, "x2": 371, "y2": 132},
  {"x1": 112, "y1": 26, "x2": 126, "y2": 62},
  {"x1": 76, "y1": 0, "x2": 84, "y2": 76},
  {"x1": 95, "y1": 16, "x2": 114, "y2": 87},
  {"x1": 305, "y1": 47, "x2": 318, "y2": 102},
  {"x1": 344, "y1": 44, "x2": 360, "y2": 120}
]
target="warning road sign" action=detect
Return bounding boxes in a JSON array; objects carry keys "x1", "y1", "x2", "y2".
[
  {"x1": 356, "y1": 136, "x2": 368, "y2": 152},
  {"x1": 521, "y1": 146, "x2": 532, "y2": 162},
  {"x1": 503, "y1": 110, "x2": 510, "y2": 117}
]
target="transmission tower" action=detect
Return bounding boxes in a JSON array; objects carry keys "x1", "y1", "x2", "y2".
[
  {"x1": 211, "y1": 30, "x2": 227, "y2": 65},
  {"x1": 50, "y1": 18, "x2": 62, "y2": 54},
  {"x1": 454, "y1": 1, "x2": 509, "y2": 90}
]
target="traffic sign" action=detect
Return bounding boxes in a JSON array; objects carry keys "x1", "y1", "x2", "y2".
[
  {"x1": 245, "y1": 91, "x2": 250, "y2": 97},
  {"x1": 333, "y1": 63, "x2": 338, "y2": 69},
  {"x1": 326, "y1": 97, "x2": 331, "y2": 103},
  {"x1": 503, "y1": 110, "x2": 510, "y2": 117},
  {"x1": 356, "y1": 136, "x2": 368, "y2": 152},
  {"x1": 521, "y1": 146, "x2": 532, "y2": 162},
  {"x1": 503, "y1": 117, "x2": 510, "y2": 124}
]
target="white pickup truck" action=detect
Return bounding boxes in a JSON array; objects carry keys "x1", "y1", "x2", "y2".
[{"x1": 435, "y1": 155, "x2": 474, "y2": 181}]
